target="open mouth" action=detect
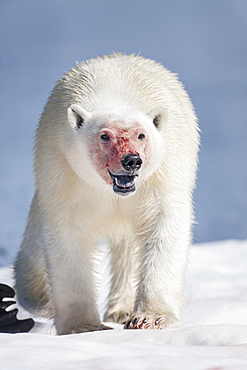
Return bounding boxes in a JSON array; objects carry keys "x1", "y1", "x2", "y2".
[{"x1": 108, "y1": 171, "x2": 137, "y2": 196}]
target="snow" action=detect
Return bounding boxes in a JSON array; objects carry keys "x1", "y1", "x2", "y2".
[
  {"x1": 0, "y1": 240, "x2": 247, "y2": 369},
  {"x1": 0, "y1": 1, "x2": 247, "y2": 368}
]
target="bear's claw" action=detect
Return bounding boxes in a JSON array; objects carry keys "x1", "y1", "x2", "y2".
[{"x1": 124, "y1": 312, "x2": 179, "y2": 330}]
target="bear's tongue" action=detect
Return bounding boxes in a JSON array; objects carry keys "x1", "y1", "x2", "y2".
[{"x1": 109, "y1": 172, "x2": 136, "y2": 196}]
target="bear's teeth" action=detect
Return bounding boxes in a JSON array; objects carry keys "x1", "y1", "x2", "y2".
[
  {"x1": 115, "y1": 176, "x2": 134, "y2": 189},
  {"x1": 108, "y1": 171, "x2": 136, "y2": 191}
]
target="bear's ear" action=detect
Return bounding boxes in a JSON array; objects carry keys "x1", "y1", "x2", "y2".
[
  {"x1": 147, "y1": 107, "x2": 168, "y2": 130},
  {"x1": 67, "y1": 104, "x2": 91, "y2": 129}
]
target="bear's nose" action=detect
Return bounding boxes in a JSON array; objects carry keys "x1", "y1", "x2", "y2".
[{"x1": 121, "y1": 154, "x2": 142, "y2": 172}]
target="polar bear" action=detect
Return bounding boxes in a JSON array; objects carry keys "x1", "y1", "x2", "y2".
[{"x1": 14, "y1": 53, "x2": 199, "y2": 335}]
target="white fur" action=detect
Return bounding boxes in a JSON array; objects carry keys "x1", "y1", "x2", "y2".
[{"x1": 14, "y1": 54, "x2": 199, "y2": 334}]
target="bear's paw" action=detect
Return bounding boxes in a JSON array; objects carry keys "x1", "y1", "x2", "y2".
[
  {"x1": 124, "y1": 312, "x2": 180, "y2": 330},
  {"x1": 66, "y1": 323, "x2": 113, "y2": 334},
  {"x1": 104, "y1": 309, "x2": 132, "y2": 324}
]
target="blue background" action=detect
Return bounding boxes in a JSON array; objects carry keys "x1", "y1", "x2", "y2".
[{"x1": 0, "y1": 0, "x2": 246, "y2": 264}]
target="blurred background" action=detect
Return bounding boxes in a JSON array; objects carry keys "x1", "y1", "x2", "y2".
[{"x1": 0, "y1": 0, "x2": 246, "y2": 265}]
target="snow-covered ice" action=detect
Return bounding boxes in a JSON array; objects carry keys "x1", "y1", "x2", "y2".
[{"x1": 0, "y1": 239, "x2": 246, "y2": 369}]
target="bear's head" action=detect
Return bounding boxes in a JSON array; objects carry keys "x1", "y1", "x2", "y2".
[{"x1": 65, "y1": 105, "x2": 167, "y2": 197}]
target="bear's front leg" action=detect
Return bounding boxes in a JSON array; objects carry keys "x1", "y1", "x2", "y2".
[
  {"x1": 104, "y1": 236, "x2": 136, "y2": 324},
  {"x1": 43, "y1": 225, "x2": 112, "y2": 335},
  {"x1": 125, "y1": 210, "x2": 190, "y2": 330}
]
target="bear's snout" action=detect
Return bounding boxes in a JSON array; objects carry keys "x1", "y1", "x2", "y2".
[{"x1": 121, "y1": 153, "x2": 142, "y2": 172}]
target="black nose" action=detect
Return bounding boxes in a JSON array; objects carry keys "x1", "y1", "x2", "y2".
[{"x1": 121, "y1": 154, "x2": 142, "y2": 172}]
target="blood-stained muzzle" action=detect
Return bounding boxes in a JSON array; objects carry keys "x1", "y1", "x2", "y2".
[{"x1": 89, "y1": 124, "x2": 149, "y2": 196}]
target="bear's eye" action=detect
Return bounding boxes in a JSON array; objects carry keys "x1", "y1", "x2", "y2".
[
  {"x1": 138, "y1": 133, "x2": 145, "y2": 141},
  {"x1": 100, "y1": 134, "x2": 110, "y2": 142}
]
